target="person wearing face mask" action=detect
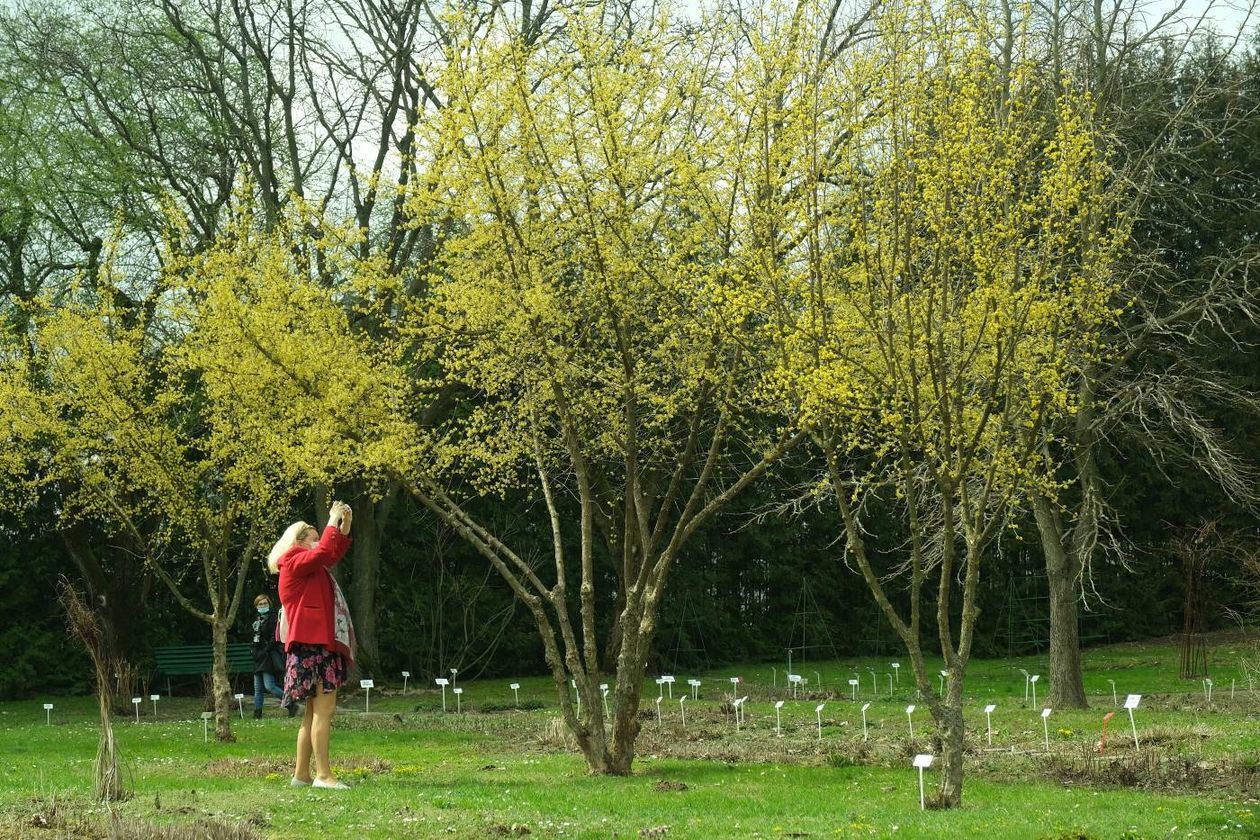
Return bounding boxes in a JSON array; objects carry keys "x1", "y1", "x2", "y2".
[{"x1": 249, "y1": 594, "x2": 294, "y2": 718}]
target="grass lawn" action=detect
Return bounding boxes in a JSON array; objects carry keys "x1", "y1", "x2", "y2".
[{"x1": 1, "y1": 634, "x2": 1257, "y2": 838}]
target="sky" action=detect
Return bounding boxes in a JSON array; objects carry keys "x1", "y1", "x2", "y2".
[{"x1": 1172, "y1": 0, "x2": 1256, "y2": 34}]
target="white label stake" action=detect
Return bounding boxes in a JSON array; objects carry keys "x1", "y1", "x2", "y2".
[
  {"x1": 906, "y1": 704, "x2": 916, "y2": 739},
  {"x1": 774, "y1": 700, "x2": 785, "y2": 736},
  {"x1": 132, "y1": 697, "x2": 141, "y2": 723},
  {"x1": 1108, "y1": 679, "x2": 1117, "y2": 706},
  {"x1": 435, "y1": 677, "x2": 449, "y2": 712},
  {"x1": 510, "y1": 683, "x2": 520, "y2": 706},
  {"x1": 201, "y1": 710, "x2": 213, "y2": 742},
  {"x1": 679, "y1": 696, "x2": 687, "y2": 731},
  {"x1": 1030, "y1": 674, "x2": 1040, "y2": 708},
  {"x1": 656, "y1": 695, "x2": 663, "y2": 726},
  {"x1": 150, "y1": 694, "x2": 160, "y2": 717},
  {"x1": 1125, "y1": 694, "x2": 1142, "y2": 751},
  {"x1": 401, "y1": 671, "x2": 410, "y2": 695},
  {"x1": 984, "y1": 704, "x2": 996, "y2": 746},
  {"x1": 453, "y1": 686, "x2": 463, "y2": 713},
  {"x1": 43, "y1": 703, "x2": 53, "y2": 725},
  {"x1": 815, "y1": 703, "x2": 826, "y2": 741},
  {"x1": 233, "y1": 693, "x2": 245, "y2": 719},
  {"x1": 360, "y1": 679, "x2": 374, "y2": 713},
  {"x1": 1041, "y1": 707, "x2": 1052, "y2": 751},
  {"x1": 913, "y1": 754, "x2": 934, "y2": 810},
  {"x1": 892, "y1": 662, "x2": 901, "y2": 686},
  {"x1": 861, "y1": 702, "x2": 870, "y2": 742},
  {"x1": 848, "y1": 678, "x2": 858, "y2": 701},
  {"x1": 688, "y1": 679, "x2": 701, "y2": 700}
]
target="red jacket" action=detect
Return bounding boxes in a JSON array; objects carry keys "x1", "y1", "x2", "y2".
[{"x1": 277, "y1": 526, "x2": 351, "y2": 652}]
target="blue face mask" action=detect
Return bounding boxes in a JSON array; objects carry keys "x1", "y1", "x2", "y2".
[{"x1": 257, "y1": 606, "x2": 270, "y2": 614}]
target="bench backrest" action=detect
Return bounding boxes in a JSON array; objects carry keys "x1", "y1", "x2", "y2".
[{"x1": 154, "y1": 643, "x2": 254, "y2": 675}]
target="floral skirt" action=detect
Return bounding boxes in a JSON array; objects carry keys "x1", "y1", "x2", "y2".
[{"x1": 281, "y1": 642, "x2": 346, "y2": 706}]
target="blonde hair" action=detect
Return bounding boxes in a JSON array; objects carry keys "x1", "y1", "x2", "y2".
[{"x1": 267, "y1": 521, "x2": 315, "y2": 573}]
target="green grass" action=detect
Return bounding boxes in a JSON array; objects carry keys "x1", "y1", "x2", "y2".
[{"x1": 1, "y1": 634, "x2": 1258, "y2": 838}]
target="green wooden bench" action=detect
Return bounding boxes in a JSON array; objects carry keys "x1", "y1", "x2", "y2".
[{"x1": 153, "y1": 643, "x2": 254, "y2": 695}]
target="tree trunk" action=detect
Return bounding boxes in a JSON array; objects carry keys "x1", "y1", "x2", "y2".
[
  {"x1": 935, "y1": 698, "x2": 965, "y2": 807},
  {"x1": 608, "y1": 634, "x2": 648, "y2": 776},
  {"x1": 210, "y1": 617, "x2": 235, "y2": 742},
  {"x1": 348, "y1": 485, "x2": 394, "y2": 675},
  {"x1": 1033, "y1": 495, "x2": 1089, "y2": 709}
]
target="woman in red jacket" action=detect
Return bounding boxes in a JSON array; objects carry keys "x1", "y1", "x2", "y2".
[{"x1": 267, "y1": 500, "x2": 355, "y2": 789}]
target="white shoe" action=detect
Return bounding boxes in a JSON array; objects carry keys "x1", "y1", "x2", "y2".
[
  {"x1": 312, "y1": 778, "x2": 350, "y2": 790},
  {"x1": 289, "y1": 777, "x2": 311, "y2": 787}
]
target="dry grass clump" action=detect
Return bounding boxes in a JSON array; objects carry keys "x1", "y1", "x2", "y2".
[
  {"x1": 58, "y1": 579, "x2": 128, "y2": 803},
  {"x1": 0, "y1": 797, "x2": 263, "y2": 840},
  {"x1": 201, "y1": 757, "x2": 291, "y2": 778},
  {"x1": 537, "y1": 716, "x2": 577, "y2": 751},
  {"x1": 105, "y1": 812, "x2": 265, "y2": 840}
]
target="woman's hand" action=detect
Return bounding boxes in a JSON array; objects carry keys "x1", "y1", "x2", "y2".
[{"x1": 327, "y1": 500, "x2": 352, "y2": 535}]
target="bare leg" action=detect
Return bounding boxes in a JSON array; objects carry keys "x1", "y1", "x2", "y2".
[
  {"x1": 311, "y1": 684, "x2": 338, "y2": 783},
  {"x1": 293, "y1": 701, "x2": 315, "y2": 783}
]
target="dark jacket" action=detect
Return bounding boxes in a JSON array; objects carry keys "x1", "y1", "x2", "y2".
[{"x1": 250, "y1": 609, "x2": 283, "y2": 674}]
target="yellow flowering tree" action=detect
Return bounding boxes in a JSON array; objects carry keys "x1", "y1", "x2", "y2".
[
  {"x1": 750, "y1": 1, "x2": 1128, "y2": 806},
  {"x1": 406, "y1": 2, "x2": 809, "y2": 774},
  {"x1": 190, "y1": 2, "x2": 804, "y2": 775},
  {"x1": 0, "y1": 226, "x2": 312, "y2": 742}
]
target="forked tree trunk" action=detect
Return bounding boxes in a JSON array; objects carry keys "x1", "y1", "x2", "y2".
[
  {"x1": 935, "y1": 698, "x2": 966, "y2": 807},
  {"x1": 607, "y1": 609, "x2": 654, "y2": 775}
]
